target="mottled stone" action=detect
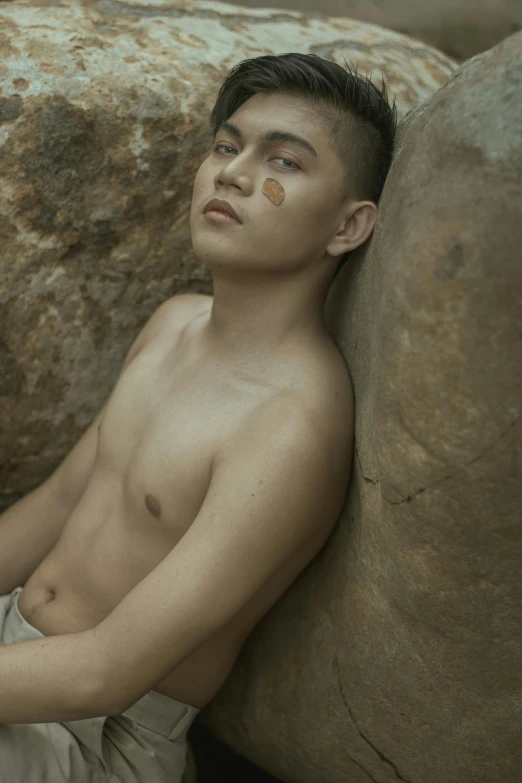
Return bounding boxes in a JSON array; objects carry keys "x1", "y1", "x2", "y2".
[
  {"x1": 0, "y1": 0, "x2": 455, "y2": 504},
  {"x1": 200, "y1": 30, "x2": 522, "y2": 783},
  {"x1": 223, "y1": 0, "x2": 522, "y2": 62}
]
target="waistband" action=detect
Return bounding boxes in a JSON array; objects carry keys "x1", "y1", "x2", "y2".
[{"x1": 8, "y1": 587, "x2": 200, "y2": 741}]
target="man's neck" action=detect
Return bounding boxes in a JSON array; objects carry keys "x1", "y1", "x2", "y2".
[{"x1": 197, "y1": 270, "x2": 333, "y2": 366}]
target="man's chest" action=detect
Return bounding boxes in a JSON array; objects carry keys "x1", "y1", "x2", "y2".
[{"x1": 92, "y1": 344, "x2": 272, "y2": 537}]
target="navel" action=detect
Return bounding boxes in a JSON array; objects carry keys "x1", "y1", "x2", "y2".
[{"x1": 145, "y1": 493, "x2": 162, "y2": 518}]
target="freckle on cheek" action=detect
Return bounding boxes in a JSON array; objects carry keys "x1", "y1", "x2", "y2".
[{"x1": 262, "y1": 178, "x2": 285, "y2": 206}]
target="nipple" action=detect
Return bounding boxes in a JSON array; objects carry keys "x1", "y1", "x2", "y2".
[
  {"x1": 145, "y1": 493, "x2": 162, "y2": 518},
  {"x1": 262, "y1": 178, "x2": 285, "y2": 206}
]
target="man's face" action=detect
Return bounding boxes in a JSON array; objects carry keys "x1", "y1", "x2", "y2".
[{"x1": 190, "y1": 92, "x2": 351, "y2": 275}]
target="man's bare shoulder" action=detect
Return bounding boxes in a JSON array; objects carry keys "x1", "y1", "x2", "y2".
[
  {"x1": 233, "y1": 333, "x2": 354, "y2": 453},
  {"x1": 173, "y1": 292, "x2": 213, "y2": 312},
  {"x1": 279, "y1": 343, "x2": 355, "y2": 497},
  {"x1": 215, "y1": 347, "x2": 355, "y2": 517},
  {"x1": 155, "y1": 293, "x2": 212, "y2": 333},
  {"x1": 131, "y1": 293, "x2": 211, "y2": 356},
  {"x1": 277, "y1": 338, "x2": 354, "y2": 444}
]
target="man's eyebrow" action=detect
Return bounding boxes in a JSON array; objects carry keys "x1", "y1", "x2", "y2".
[{"x1": 214, "y1": 121, "x2": 318, "y2": 158}]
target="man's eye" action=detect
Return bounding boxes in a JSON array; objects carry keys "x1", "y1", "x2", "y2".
[
  {"x1": 213, "y1": 145, "x2": 301, "y2": 171},
  {"x1": 274, "y1": 158, "x2": 300, "y2": 170},
  {"x1": 214, "y1": 144, "x2": 236, "y2": 154}
]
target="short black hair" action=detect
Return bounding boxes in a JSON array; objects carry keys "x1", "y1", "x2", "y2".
[{"x1": 209, "y1": 52, "x2": 397, "y2": 281}]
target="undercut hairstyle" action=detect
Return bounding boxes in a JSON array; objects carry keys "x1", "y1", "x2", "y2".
[{"x1": 209, "y1": 52, "x2": 398, "y2": 281}]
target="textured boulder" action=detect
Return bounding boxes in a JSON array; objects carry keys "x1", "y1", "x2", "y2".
[
  {"x1": 0, "y1": 0, "x2": 455, "y2": 507},
  {"x1": 200, "y1": 31, "x2": 522, "y2": 783},
  {"x1": 225, "y1": 0, "x2": 522, "y2": 62}
]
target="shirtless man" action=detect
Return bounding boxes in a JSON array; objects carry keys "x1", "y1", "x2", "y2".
[{"x1": 0, "y1": 53, "x2": 396, "y2": 782}]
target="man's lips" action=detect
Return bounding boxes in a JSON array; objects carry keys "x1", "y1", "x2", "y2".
[
  {"x1": 203, "y1": 198, "x2": 242, "y2": 223},
  {"x1": 204, "y1": 210, "x2": 239, "y2": 224}
]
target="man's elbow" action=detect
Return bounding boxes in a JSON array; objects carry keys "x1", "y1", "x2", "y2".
[
  {"x1": 82, "y1": 637, "x2": 133, "y2": 717},
  {"x1": 93, "y1": 655, "x2": 149, "y2": 717},
  {"x1": 88, "y1": 669, "x2": 134, "y2": 718}
]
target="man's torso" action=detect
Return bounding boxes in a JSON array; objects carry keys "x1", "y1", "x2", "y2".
[{"x1": 18, "y1": 294, "x2": 354, "y2": 709}]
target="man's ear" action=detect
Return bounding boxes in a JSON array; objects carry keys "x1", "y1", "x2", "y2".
[{"x1": 326, "y1": 201, "x2": 378, "y2": 258}]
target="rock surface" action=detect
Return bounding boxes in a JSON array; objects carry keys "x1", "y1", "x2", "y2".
[
  {"x1": 200, "y1": 31, "x2": 522, "y2": 783},
  {"x1": 223, "y1": 0, "x2": 522, "y2": 62},
  {"x1": 0, "y1": 0, "x2": 455, "y2": 507}
]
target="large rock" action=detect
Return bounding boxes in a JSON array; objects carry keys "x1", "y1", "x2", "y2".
[
  {"x1": 224, "y1": 0, "x2": 522, "y2": 62},
  {"x1": 200, "y1": 31, "x2": 522, "y2": 783},
  {"x1": 0, "y1": 0, "x2": 455, "y2": 507}
]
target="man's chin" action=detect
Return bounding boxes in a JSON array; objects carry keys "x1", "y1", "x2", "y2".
[{"x1": 192, "y1": 244, "x2": 244, "y2": 269}]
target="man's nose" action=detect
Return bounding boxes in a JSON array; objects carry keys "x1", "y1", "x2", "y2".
[{"x1": 214, "y1": 155, "x2": 253, "y2": 193}]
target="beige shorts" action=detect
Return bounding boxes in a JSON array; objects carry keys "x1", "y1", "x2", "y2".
[{"x1": 0, "y1": 586, "x2": 200, "y2": 782}]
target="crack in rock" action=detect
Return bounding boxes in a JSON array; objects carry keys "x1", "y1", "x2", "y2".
[
  {"x1": 355, "y1": 444, "x2": 379, "y2": 485},
  {"x1": 334, "y1": 655, "x2": 412, "y2": 783},
  {"x1": 355, "y1": 415, "x2": 520, "y2": 504}
]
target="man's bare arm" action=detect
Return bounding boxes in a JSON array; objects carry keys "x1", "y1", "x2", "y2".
[
  {"x1": 0, "y1": 393, "x2": 350, "y2": 723},
  {"x1": 0, "y1": 294, "x2": 203, "y2": 596},
  {"x1": 94, "y1": 395, "x2": 350, "y2": 713},
  {"x1": 0, "y1": 408, "x2": 105, "y2": 596}
]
